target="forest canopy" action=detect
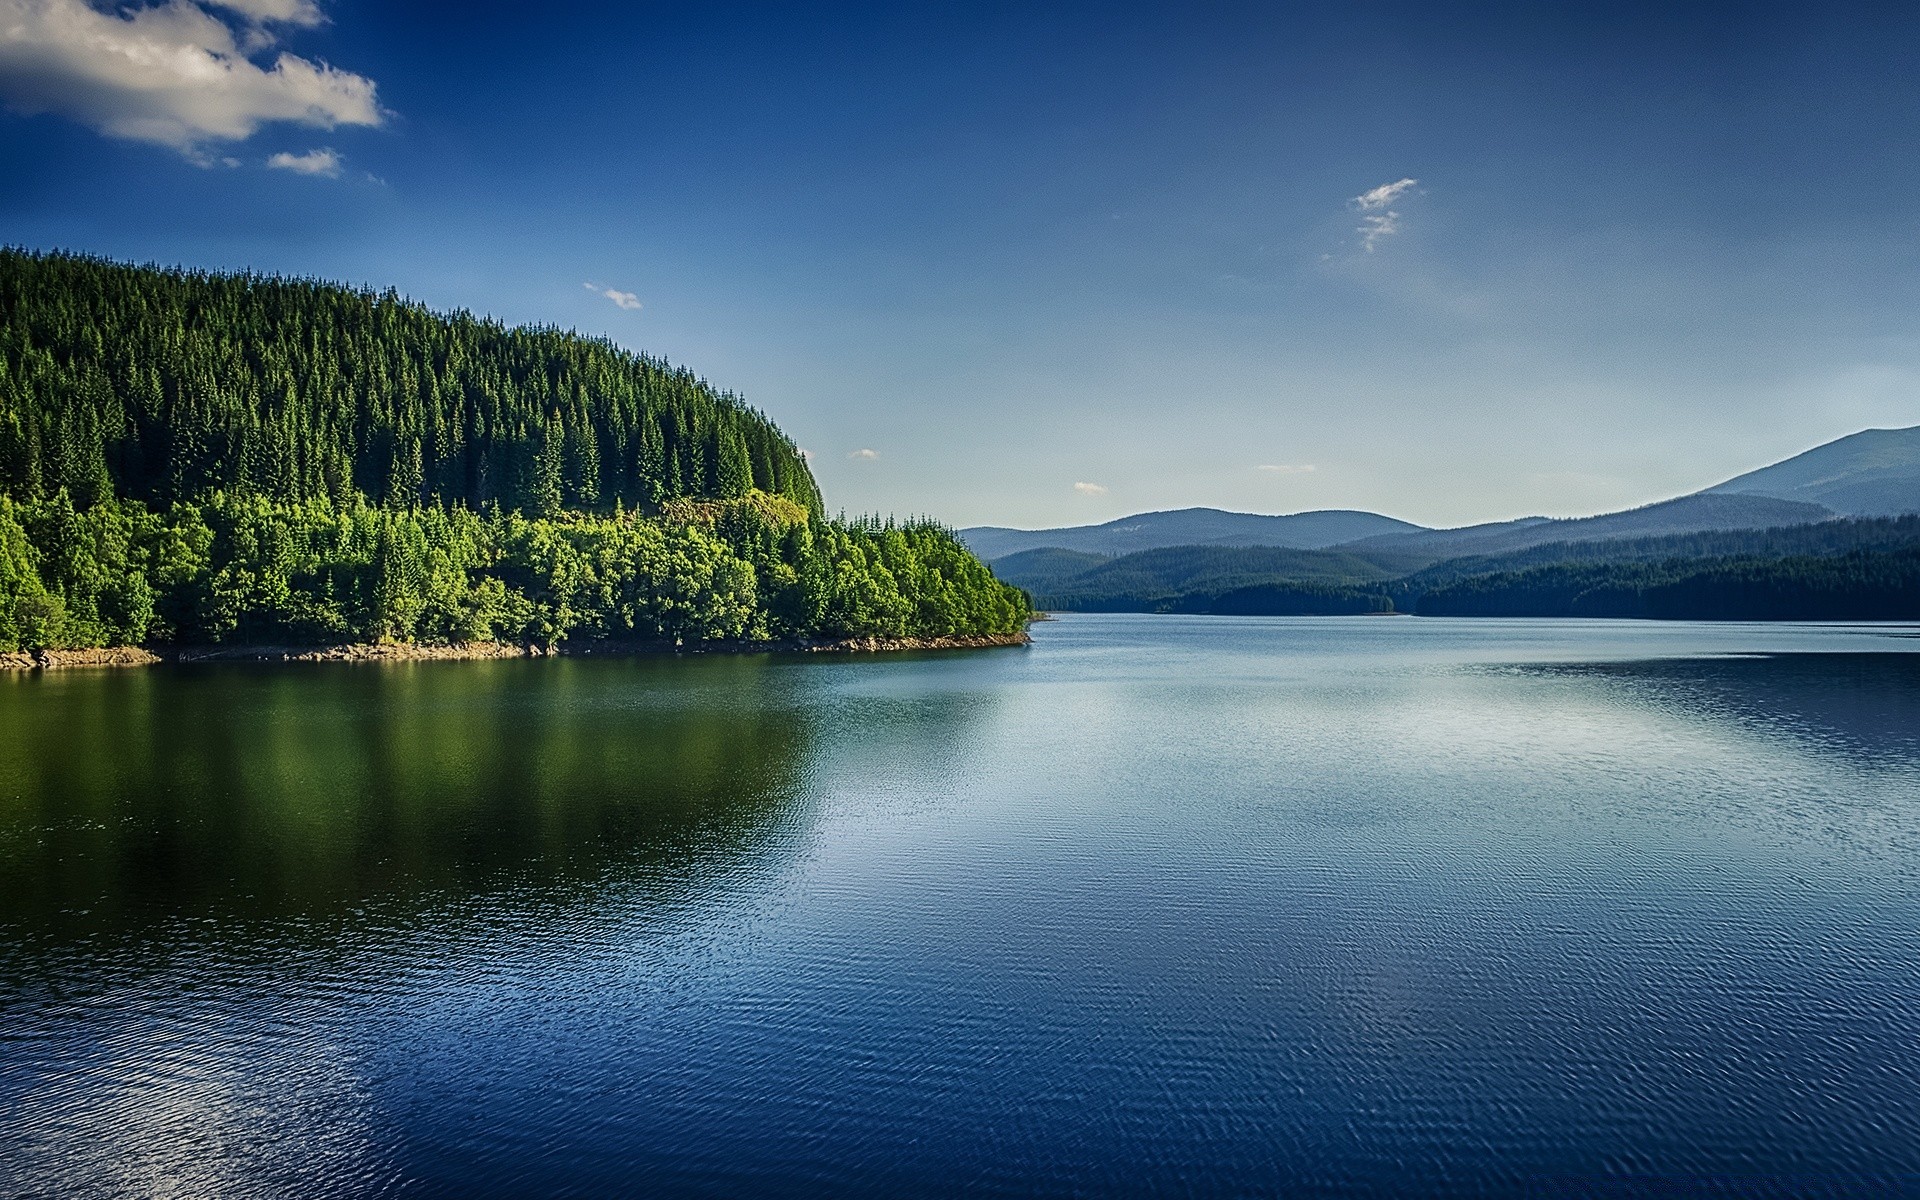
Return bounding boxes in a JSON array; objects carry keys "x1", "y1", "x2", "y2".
[{"x1": 0, "y1": 249, "x2": 1029, "y2": 653}]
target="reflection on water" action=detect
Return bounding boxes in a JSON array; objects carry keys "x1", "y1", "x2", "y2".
[
  {"x1": 0, "y1": 656, "x2": 816, "y2": 968},
  {"x1": 2, "y1": 618, "x2": 1919, "y2": 1197}
]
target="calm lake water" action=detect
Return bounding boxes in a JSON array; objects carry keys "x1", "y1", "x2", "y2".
[{"x1": 4, "y1": 615, "x2": 1920, "y2": 1197}]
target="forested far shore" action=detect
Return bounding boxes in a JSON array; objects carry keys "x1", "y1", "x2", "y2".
[
  {"x1": 1409, "y1": 547, "x2": 1920, "y2": 620},
  {"x1": 997, "y1": 517, "x2": 1920, "y2": 622},
  {"x1": 0, "y1": 250, "x2": 1031, "y2": 654}
]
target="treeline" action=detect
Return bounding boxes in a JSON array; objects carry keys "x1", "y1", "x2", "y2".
[
  {"x1": 990, "y1": 515, "x2": 1920, "y2": 621},
  {"x1": 995, "y1": 542, "x2": 1407, "y2": 612},
  {"x1": 1413, "y1": 549, "x2": 1920, "y2": 620},
  {"x1": 1168, "y1": 584, "x2": 1394, "y2": 616},
  {"x1": 1398, "y1": 515, "x2": 1920, "y2": 594},
  {"x1": 0, "y1": 250, "x2": 1030, "y2": 652},
  {"x1": 0, "y1": 249, "x2": 822, "y2": 516},
  {"x1": 0, "y1": 491, "x2": 1030, "y2": 652}
]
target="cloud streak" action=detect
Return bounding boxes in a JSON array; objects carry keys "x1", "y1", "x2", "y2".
[
  {"x1": 1350, "y1": 177, "x2": 1418, "y2": 252},
  {"x1": 582, "y1": 281, "x2": 641, "y2": 310},
  {"x1": 848, "y1": 448, "x2": 879, "y2": 460},
  {"x1": 266, "y1": 146, "x2": 339, "y2": 176},
  {"x1": 210, "y1": 0, "x2": 323, "y2": 26},
  {"x1": 1353, "y1": 178, "x2": 1417, "y2": 211},
  {"x1": 1073, "y1": 481, "x2": 1108, "y2": 495},
  {"x1": 0, "y1": 0, "x2": 382, "y2": 159},
  {"x1": 1257, "y1": 463, "x2": 1316, "y2": 475}
]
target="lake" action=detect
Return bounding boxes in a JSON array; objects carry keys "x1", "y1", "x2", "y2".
[{"x1": 3, "y1": 614, "x2": 1920, "y2": 1196}]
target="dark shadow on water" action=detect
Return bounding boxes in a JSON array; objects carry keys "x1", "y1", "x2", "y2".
[
  {"x1": 1518, "y1": 652, "x2": 1920, "y2": 767},
  {"x1": 0, "y1": 655, "x2": 819, "y2": 979}
]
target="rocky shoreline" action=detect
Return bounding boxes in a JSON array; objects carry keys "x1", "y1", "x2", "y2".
[{"x1": 2, "y1": 631, "x2": 1031, "y2": 671}]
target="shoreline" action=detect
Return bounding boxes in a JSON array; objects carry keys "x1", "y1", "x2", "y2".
[{"x1": 1, "y1": 631, "x2": 1032, "y2": 672}]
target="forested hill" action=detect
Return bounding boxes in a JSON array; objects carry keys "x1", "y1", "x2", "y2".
[
  {"x1": 998, "y1": 515, "x2": 1920, "y2": 620},
  {"x1": 0, "y1": 249, "x2": 822, "y2": 516},
  {"x1": 0, "y1": 250, "x2": 1029, "y2": 655}
]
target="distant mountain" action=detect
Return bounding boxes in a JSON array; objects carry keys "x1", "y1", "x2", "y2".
[
  {"x1": 1340, "y1": 493, "x2": 1836, "y2": 560},
  {"x1": 993, "y1": 543, "x2": 1421, "y2": 609},
  {"x1": 1699, "y1": 425, "x2": 1920, "y2": 516},
  {"x1": 962, "y1": 508, "x2": 1425, "y2": 561},
  {"x1": 1394, "y1": 514, "x2": 1920, "y2": 595},
  {"x1": 988, "y1": 548, "x2": 1114, "y2": 596},
  {"x1": 974, "y1": 425, "x2": 1914, "y2": 607}
]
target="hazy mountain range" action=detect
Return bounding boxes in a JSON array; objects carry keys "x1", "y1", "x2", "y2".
[
  {"x1": 960, "y1": 508, "x2": 1420, "y2": 560},
  {"x1": 964, "y1": 425, "x2": 1919, "y2": 563},
  {"x1": 965, "y1": 425, "x2": 1920, "y2": 616},
  {"x1": 1702, "y1": 425, "x2": 1920, "y2": 516}
]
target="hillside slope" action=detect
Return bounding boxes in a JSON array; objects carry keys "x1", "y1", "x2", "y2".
[
  {"x1": 962, "y1": 507, "x2": 1424, "y2": 560},
  {"x1": 995, "y1": 543, "x2": 1417, "y2": 610},
  {"x1": 1700, "y1": 425, "x2": 1920, "y2": 516},
  {"x1": 0, "y1": 251, "x2": 1028, "y2": 653},
  {"x1": 1341, "y1": 493, "x2": 1835, "y2": 560},
  {"x1": 0, "y1": 248, "x2": 823, "y2": 516}
]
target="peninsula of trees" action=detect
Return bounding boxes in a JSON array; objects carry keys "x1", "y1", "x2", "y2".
[{"x1": 0, "y1": 250, "x2": 1031, "y2": 657}]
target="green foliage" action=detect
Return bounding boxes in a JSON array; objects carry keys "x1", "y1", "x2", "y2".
[
  {"x1": 0, "y1": 492, "x2": 1030, "y2": 652},
  {"x1": 0, "y1": 250, "x2": 1029, "y2": 651}
]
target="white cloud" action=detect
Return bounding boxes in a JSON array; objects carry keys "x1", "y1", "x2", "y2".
[
  {"x1": 1353, "y1": 178, "x2": 1417, "y2": 211},
  {"x1": 1349, "y1": 177, "x2": 1418, "y2": 252},
  {"x1": 1073, "y1": 481, "x2": 1108, "y2": 495},
  {"x1": 1257, "y1": 463, "x2": 1316, "y2": 475},
  {"x1": 208, "y1": 0, "x2": 323, "y2": 26},
  {"x1": 266, "y1": 145, "x2": 338, "y2": 175},
  {"x1": 1357, "y1": 212, "x2": 1403, "y2": 252},
  {"x1": 848, "y1": 448, "x2": 879, "y2": 460},
  {"x1": 0, "y1": 0, "x2": 381, "y2": 159},
  {"x1": 582, "y1": 281, "x2": 641, "y2": 310},
  {"x1": 797, "y1": 447, "x2": 815, "y2": 461}
]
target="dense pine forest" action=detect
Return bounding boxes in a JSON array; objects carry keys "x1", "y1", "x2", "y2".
[
  {"x1": 0, "y1": 250, "x2": 1029, "y2": 653},
  {"x1": 1388, "y1": 516, "x2": 1920, "y2": 618},
  {"x1": 1410, "y1": 547, "x2": 1920, "y2": 619}
]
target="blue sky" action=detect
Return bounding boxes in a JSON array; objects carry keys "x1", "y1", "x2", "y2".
[{"x1": 3, "y1": 1, "x2": 1918, "y2": 529}]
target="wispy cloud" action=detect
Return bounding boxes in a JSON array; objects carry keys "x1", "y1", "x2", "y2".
[
  {"x1": 582, "y1": 282, "x2": 641, "y2": 310},
  {"x1": 797, "y1": 447, "x2": 815, "y2": 461},
  {"x1": 1257, "y1": 463, "x2": 1316, "y2": 475},
  {"x1": 1350, "y1": 177, "x2": 1418, "y2": 252},
  {"x1": 0, "y1": 0, "x2": 382, "y2": 161},
  {"x1": 1073, "y1": 481, "x2": 1108, "y2": 495},
  {"x1": 1354, "y1": 178, "x2": 1417, "y2": 211},
  {"x1": 848, "y1": 448, "x2": 879, "y2": 460},
  {"x1": 209, "y1": 0, "x2": 323, "y2": 26},
  {"x1": 1357, "y1": 212, "x2": 1403, "y2": 252},
  {"x1": 266, "y1": 146, "x2": 339, "y2": 176}
]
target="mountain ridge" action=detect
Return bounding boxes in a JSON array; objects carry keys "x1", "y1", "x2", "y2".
[
  {"x1": 961, "y1": 507, "x2": 1425, "y2": 560},
  {"x1": 1340, "y1": 493, "x2": 1839, "y2": 559},
  {"x1": 1702, "y1": 424, "x2": 1920, "y2": 516},
  {"x1": 966, "y1": 424, "x2": 1917, "y2": 568}
]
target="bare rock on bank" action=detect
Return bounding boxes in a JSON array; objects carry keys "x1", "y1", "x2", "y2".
[
  {"x1": 798, "y1": 633, "x2": 1033, "y2": 653},
  {"x1": 169, "y1": 642, "x2": 545, "y2": 664},
  {"x1": 0, "y1": 646, "x2": 164, "y2": 671},
  {"x1": 2, "y1": 632, "x2": 1031, "y2": 670}
]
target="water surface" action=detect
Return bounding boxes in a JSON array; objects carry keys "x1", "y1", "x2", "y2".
[{"x1": 3, "y1": 616, "x2": 1919, "y2": 1196}]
